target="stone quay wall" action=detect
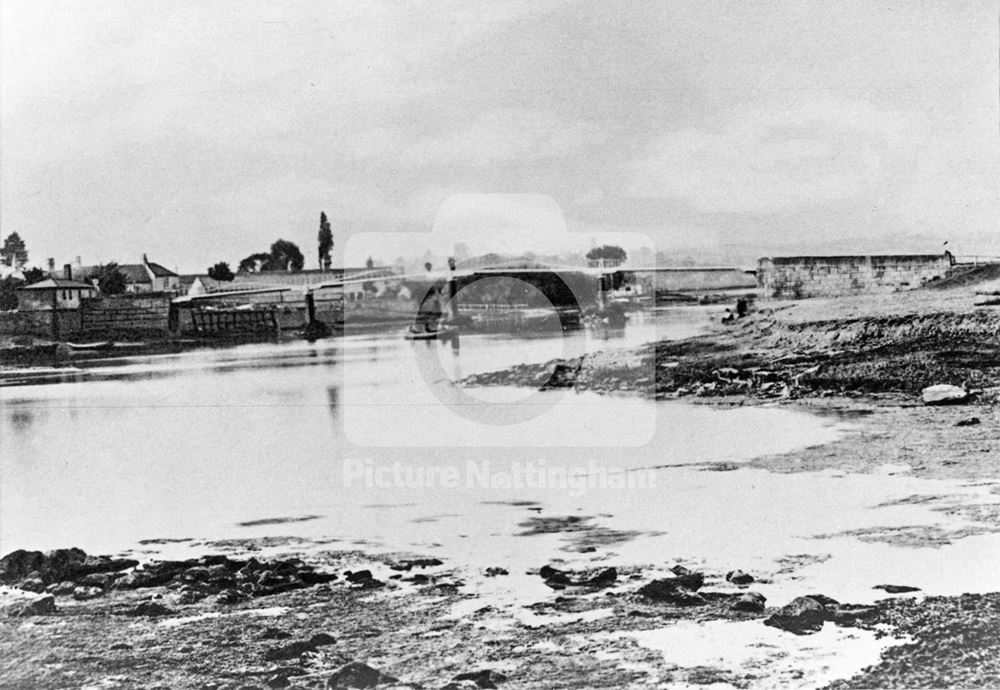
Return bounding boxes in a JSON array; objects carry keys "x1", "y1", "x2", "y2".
[
  {"x1": 78, "y1": 294, "x2": 174, "y2": 337},
  {"x1": 757, "y1": 254, "x2": 954, "y2": 299},
  {"x1": 0, "y1": 310, "x2": 81, "y2": 339}
]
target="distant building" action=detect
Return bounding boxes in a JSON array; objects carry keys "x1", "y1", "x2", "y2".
[
  {"x1": 178, "y1": 275, "x2": 228, "y2": 296},
  {"x1": 457, "y1": 254, "x2": 547, "y2": 270},
  {"x1": 230, "y1": 266, "x2": 397, "y2": 289},
  {"x1": 17, "y1": 277, "x2": 98, "y2": 310},
  {"x1": 75, "y1": 255, "x2": 180, "y2": 293}
]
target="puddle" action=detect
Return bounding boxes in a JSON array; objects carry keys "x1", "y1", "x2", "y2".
[{"x1": 600, "y1": 619, "x2": 911, "y2": 689}]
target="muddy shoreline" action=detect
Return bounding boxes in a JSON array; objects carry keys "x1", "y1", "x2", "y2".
[
  {"x1": 3, "y1": 292, "x2": 1000, "y2": 688},
  {"x1": 4, "y1": 534, "x2": 1000, "y2": 689},
  {"x1": 458, "y1": 291, "x2": 1000, "y2": 688},
  {"x1": 8, "y1": 543, "x2": 994, "y2": 690}
]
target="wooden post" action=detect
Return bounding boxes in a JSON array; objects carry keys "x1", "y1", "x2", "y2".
[
  {"x1": 167, "y1": 302, "x2": 179, "y2": 335},
  {"x1": 51, "y1": 290, "x2": 59, "y2": 340},
  {"x1": 447, "y1": 257, "x2": 458, "y2": 321},
  {"x1": 306, "y1": 290, "x2": 317, "y2": 325}
]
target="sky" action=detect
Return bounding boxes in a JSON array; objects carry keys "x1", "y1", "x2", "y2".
[{"x1": 2, "y1": 0, "x2": 998, "y2": 273}]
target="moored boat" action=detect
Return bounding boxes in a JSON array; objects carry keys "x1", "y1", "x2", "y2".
[
  {"x1": 66, "y1": 341, "x2": 113, "y2": 351},
  {"x1": 404, "y1": 324, "x2": 458, "y2": 341}
]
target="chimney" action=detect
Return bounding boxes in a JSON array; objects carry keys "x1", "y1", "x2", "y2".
[
  {"x1": 47, "y1": 258, "x2": 55, "y2": 273},
  {"x1": 74, "y1": 256, "x2": 82, "y2": 269},
  {"x1": 63, "y1": 264, "x2": 72, "y2": 280}
]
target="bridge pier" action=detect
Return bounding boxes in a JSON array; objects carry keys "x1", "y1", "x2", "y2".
[{"x1": 596, "y1": 272, "x2": 626, "y2": 327}]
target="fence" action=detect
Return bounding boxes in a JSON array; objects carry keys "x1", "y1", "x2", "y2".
[{"x1": 187, "y1": 308, "x2": 280, "y2": 337}]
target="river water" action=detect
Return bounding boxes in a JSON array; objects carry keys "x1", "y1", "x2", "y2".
[{"x1": 3, "y1": 307, "x2": 1000, "y2": 688}]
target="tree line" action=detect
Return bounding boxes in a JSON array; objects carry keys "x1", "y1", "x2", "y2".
[
  {"x1": 0, "y1": 211, "x2": 335, "y2": 308},
  {"x1": 207, "y1": 212, "x2": 335, "y2": 283},
  {"x1": 1, "y1": 219, "x2": 630, "y2": 310}
]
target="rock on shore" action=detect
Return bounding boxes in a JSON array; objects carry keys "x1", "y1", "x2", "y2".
[
  {"x1": 922, "y1": 384, "x2": 969, "y2": 406},
  {"x1": 0, "y1": 548, "x2": 344, "y2": 605}
]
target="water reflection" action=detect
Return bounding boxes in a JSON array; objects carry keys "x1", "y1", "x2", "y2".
[
  {"x1": 589, "y1": 325, "x2": 627, "y2": 341},
  {"x1": 326, "y1": 386, "x2": 340, "y2": 419},
  {"x1": 7, "y1": 408, "x2": 35, "y2": 434},
  {"x1": 0, "y1": 309, "x2": 853, "y2": 563}
]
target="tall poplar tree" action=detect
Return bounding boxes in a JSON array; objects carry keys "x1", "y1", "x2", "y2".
[{"x1": 318, "y1": 212, "x2": 334, "y2": 271}]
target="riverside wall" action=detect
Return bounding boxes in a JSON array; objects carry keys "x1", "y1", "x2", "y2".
[
  {"x1": 757, "y1": 254, "x2": 954, "y2": 299},
  {"x1": 78, "y1": 294, "x2": 174, "y2": 337},
  {"x1": 0, "y1": 310, "x2": 81, "y2": 339}
]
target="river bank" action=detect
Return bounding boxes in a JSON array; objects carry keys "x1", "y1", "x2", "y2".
[
  {"x1": 2, "y1": 535, "x2": 999, "y2": 689},
  {"x1": 467, "y1": 290, "x2": 1000, "y2": 485},
  {"x1": 459, "y1": 289, "x2": 1000, "y2": 687},
  {"x1": 3, "y1": 540, "x2": 996, "y2": 690},
  {"x1": 3, "y1": 293, "x2": 1000, "y2": 688},
  {"x1": 466, "y1": 290, "x2": 1000, "y2": 407}
]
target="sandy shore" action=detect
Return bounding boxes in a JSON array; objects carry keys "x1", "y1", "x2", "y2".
[{"x1": 3, "y1": 289, "x2": 1000, "y2": 689}]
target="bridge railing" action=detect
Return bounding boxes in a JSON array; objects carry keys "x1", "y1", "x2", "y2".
[
  {"x1": 457, "y1": 303, "x2": 530, "y2": 312},
  {"x1": 587, "y1": 259, "x2": 624, "y2": 269}
]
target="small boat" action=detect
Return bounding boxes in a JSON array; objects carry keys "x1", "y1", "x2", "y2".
[
  {"x1": 405, "y1": 324, "x2": 458, "y2": 341},
  {"x1": 67, "y1": 341, "x2": 113, "y2": 351}
]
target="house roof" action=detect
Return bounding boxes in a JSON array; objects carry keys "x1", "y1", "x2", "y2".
[
  {"x1": 120, "y1": 265, "x2": 153, "y2": 283},
  {"x1": 146, "y1": 262, "x2": 178, "y2": 278},
  {"x1": 75, "y1": 260, "x2": 178, "y2": 283},
  {"x1": 179, "y1": 274, "x2": 224, "y2": 289},
  {"x1": 19, "y1": 278, "x2": 95, "y2": 290},
  {"x1": 75, "y1": 264, "x2": 149, "y2": 284}
]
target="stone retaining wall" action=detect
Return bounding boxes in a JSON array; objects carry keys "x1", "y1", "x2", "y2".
[
  {"x1": 79, "y1": 294, "x2": 174, "y2": 337},
  {"x1": 758, "y1": 254, "x2": 954, "y2": 299},
  {"x1": 0, "y1": 310, "x2": 81, "y2": 338}
]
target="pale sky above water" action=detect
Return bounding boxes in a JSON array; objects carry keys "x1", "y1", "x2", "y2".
[{"x1": 2, "y1": 1, "x2": 998, "y2": 273}]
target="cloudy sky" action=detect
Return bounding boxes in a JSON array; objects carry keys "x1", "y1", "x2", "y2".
[{"x1": 2, "y1": 0, "x2": 997, "y2": 272}]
